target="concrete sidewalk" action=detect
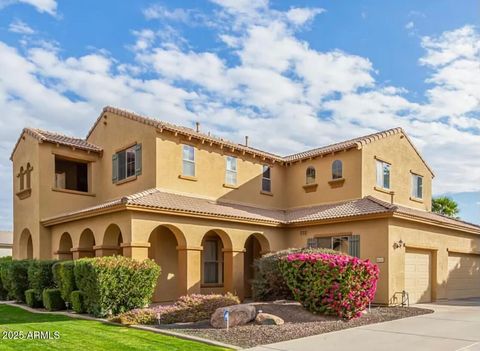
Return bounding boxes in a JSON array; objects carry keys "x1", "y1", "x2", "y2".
[{"x1": 247, "y1": 299, "x2": 480, "y2": 351}]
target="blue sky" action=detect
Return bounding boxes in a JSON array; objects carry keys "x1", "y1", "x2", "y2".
[{"x1": 0, "y1": 0, "x2": 478, "y2": 227}]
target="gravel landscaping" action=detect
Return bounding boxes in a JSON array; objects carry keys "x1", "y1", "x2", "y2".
[{"x1": 155, "y1": 300, "x2": 434, "y2": 348}]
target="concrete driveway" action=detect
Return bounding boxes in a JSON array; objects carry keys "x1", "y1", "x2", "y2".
[{"x1": 247, "y1": 298, "x2": 480, "y2": 351}]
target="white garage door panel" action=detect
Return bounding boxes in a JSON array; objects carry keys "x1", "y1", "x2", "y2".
[
  {"x1": 405, "y1": 249, "x2": 431, "y2": 304},
  {"x1": 447, "y1": 253, "x2": 480, "y2": 299}
]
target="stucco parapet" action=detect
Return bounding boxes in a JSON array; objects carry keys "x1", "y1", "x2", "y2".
[{"x1": 222, "y1": 248, "x2": 246, "y2": 253}]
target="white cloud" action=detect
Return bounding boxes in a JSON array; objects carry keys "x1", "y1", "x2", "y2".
[
  {"x1": 8, "y1": 19, "x2": 35, "y2": 34},
  {"x1": 0, "y1": 0, "x2": 57, "y2": 15},
  {"x1": 0, "y1": 2, "x2": 479, "y2": 229}
]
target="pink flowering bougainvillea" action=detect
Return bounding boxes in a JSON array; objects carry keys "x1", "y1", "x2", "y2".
[{"x1": 279, "y1": 253, "x2": 379, "y2": 319}]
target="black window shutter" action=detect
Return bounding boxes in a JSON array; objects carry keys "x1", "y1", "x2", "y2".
[
  {"x1": 135, "y1": 143, "x2": 142, "y2": 176},
  {"x1": 112, "y1": 153, "x2": 118, "y2": 183}
]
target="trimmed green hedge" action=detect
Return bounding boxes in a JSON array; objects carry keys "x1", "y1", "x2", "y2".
[
  {"x1": 53, "y1": 261, "x2": 76, "y2": 303},
  {"x1": 0, "y1": 257, "x2": 12, "y2": 300},
  {"x1": 25, "y1": 289, "x2": 42, "y2": 308},
  {"x1": 252, "y1": 248, "x2": 340, "y2": 301},
  {"x1": 70, "y1": 290, "x2": 85, "y2": 313},
  {"x1": 28, "y1": 260, "x2": 57, "y2": 304},
  {"x1": 43, "y1": 288, "x2": 65, "y2": 311},
  {"x1": 75, "y1": 256, "x2": 161, "y2": 317},
  {"x1": 7, "y1": 260, "x2": 31, "y2": 302}
]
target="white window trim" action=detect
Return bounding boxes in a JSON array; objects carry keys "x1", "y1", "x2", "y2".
[
  {"x1": 225, "y1": 156, "x2": 237, "y2": 185},
  {"x1": 376, "y1": 159, "x2": 391, "y2": 189},
  {"x1": 182, "y1": 145, "x2": 196, "y2": 177}
]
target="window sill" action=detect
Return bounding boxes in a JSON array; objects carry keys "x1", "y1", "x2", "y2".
[
  {"x1": 115, "y1": 176, "x2": 137, "y2": 185},
  {"x1": 260, "y1": 190, "x2": 273, "y2": 196},
  {"x1": 302, "y1": 183, "x2": 318, "y2": 193},
  {"x1": 16, "y1": 188, "x2": 32, "y2": 200},
  {"x1": 52, "y1": 187, "x2": 96, "y2": 197},
  {"x1": 223, "y1": 183, "x2": 238, "y2": 189},
  {"x1": 328, "y1": 178, "x2": 345, "y2": 188},
  {"x1": 178, "y1": 174, "x2": 198, "y2": 182},
  {"x1": 410, "y1": 196, "x2": 424, "y2": 203},
  {"x1": 374, "y1": 186, "x2": 394, "y2": 195}
]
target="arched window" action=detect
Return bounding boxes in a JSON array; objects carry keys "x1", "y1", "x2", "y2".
[
  {"x1": 332, "y1": 160, "x2": 343, "y2": 179},
  {"x1": 306, "y1": 166, "x2": 316, "y2": 184}
]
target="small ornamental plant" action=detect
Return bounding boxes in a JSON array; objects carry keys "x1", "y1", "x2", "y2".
[
  {"x1": 112, "y1": 293, "x2": 240, "y2": 325},
  {"x1": 279, "y1": 253, "x2": 379, "y2": 319}
]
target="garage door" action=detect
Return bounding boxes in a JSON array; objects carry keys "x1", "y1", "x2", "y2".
[
  {"x1": 447, "y1": 252, "x2": 480, "y2": 299},
  {"x1": 405, "y1": 249, "x2": 431, "y2": 304}
]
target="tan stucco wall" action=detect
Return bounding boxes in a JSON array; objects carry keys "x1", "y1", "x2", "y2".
[
  {"x1": 286, "y1": 218, "x2": 390, "y2": 304},
  {"x1": 388, "y1": 218, "x2": 480, "y2": 303},
  {"x1": 87, "y1": 112, "x2": 157, "y2": 203},
  {"x1": 155, "y1": 131, "x2": 286, "y2": 209},
  {"x1": 361, "y1": 133, "x2": 433, "y2": 211},
  {"x1": 284, "y1": 149, "x2": 363, "y2": 208}
]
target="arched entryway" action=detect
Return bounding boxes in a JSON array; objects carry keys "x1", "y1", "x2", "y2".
[
  {"x1": 148, "y1": 225, "x2": 186, "y2": 302},
  {"x1": 58, "y1": 232, "x2": 73, "y2": 260},
  {"x1": 77, "y1": 229, "x2": 96, "y2": 258},
  {"x1": 244, "y1": 233, "x2": 270, "y2": 298},
  {"x1": 19, "y1": 229, "x2": 33, "y2": 259},
  {"x1": 102, "y1": 224, "x2": 123, "y2": 256}
]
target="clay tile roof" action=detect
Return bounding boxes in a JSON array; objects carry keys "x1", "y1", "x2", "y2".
[
  {"x1": 285, "y1": 197, "x2": 391, "y2": 223},
  {"x1": 10, "y1": 128, "x2": 102, "y2": 160},
  {"x1": 283, "y1": 128, "x2": 403, "y2": 162},
  {"x1": 92, "y1": 106, "x2": 283, "y2": 163},
  {"x1": 42, "y1": 190, "x2": 480, "y2": 234}
]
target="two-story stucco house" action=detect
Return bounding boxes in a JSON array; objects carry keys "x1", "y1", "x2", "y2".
[{"x1": 11, "y1": 106, "x2": 480, "y2": 305}]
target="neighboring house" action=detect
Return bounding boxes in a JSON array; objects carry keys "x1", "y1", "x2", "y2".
[
  {"x1": 0, "y1": 231, "x2": 13, "y2": 257},
  {"x1": 10, "y1": 106, "x2": 480, "y2": 305}
]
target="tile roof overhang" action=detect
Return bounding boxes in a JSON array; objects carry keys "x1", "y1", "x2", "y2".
[
  {"x1": 10, "y1": 128, "x2": 103, "y2": 161},
  {"x1": 89, "y1": 106, "x2": 434, "y2": 175},
  {"x1": 41, "y1": 189, "x2": 480, "y2": 234}
]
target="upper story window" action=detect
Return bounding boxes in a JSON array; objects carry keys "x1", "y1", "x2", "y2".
[
  {"x1": 112, "y1": 144, "x2": 142, "y2": 183},
  {"x1": 411, "y1": 173, "x2": 423, "y2": 199},
  {"x1": 225, "y1": 156, "x2": 237, "y2": 185},
  {"x1": 55, "y1": 156, "x2": 89, "y2": 192},
  {"x1": 332, "y1": 160, "x2": 343, "y2": 179},
  {"x1": 262, "y1": 165, "x2": 271, "y2": 192},
  {"x1": 19, "y1": 166, "x2": 25, "y2": 191},
  {"x1": 306, "y1": 166, "x2": 316, "y2": 184},
  {"x1": 182, "y1": 145, "x2": 195, "y2": 177},
  {"x1": 376, "y1": 159, "x2": 391, "y2": 189}
]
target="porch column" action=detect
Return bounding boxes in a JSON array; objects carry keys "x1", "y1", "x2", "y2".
[
  {"x1": 70, "y1": 247, "x2": 95, "y2": 260},
  {"x1": 121, "y1": 242, "x2": 150, "y2": 261},
  {"x1": 223, "y1": 248, "x2": 245, "y2": 301},
  {"x1": 177, "y1": 246, "x2": 202, "y2": 297},
  {"x1": 93, "y1": 245, "x2": 121, "y2": 257}
]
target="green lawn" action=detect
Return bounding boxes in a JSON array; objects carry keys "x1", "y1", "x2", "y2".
[{"x1": 0, "y1": 305, "x2": 228, "y2": 351}]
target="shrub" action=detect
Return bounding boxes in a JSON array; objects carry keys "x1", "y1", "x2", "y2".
[
  {"x1": 112, "y1": 293, "x2": 240, "y2": 325},
  {"x1": 70, "y1": 290, "x2": 85, "y2": 313},
  {"x1": 0, "y1": 257, "x2": 12, "y2": 300},
  {"x1": 28, "y1": 260, "x2": 57, "y2": 304},
  {"x1": 252, "y1": 248, "x2": 340, "y2": 301},
  {"x1": 7, "y1": 260, "x2": 32, "y2": 302},
  {"x1": 42, "y1": 288, "x2": 65, "y2": 311},
  {"x1": 74, "y1": 256, "x2": 161, "y2": 317},
  {"x1": 25, "y1": 289, "x2": 42, "y2": 308},
  {"x1": 53, "y1": 261, "x2": 76, "y2": 303},
  {"x1": 279, "y1": 253, "x2": 379, "y2": 319}
]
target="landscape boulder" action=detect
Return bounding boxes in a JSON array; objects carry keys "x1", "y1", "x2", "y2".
[
  {"x1": 255, "y1": 312, "x2": 284, "y2": 325},
  {"x1": 210, "y1": 304, "x2": 256, "y2": 328}
]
